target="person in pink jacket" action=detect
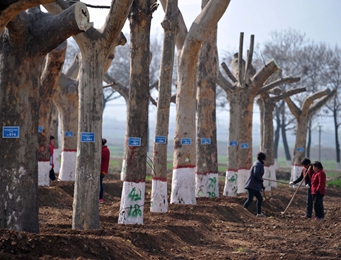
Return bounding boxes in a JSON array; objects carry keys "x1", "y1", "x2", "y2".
[
  {"x1": 99, "y1": 138, "x2": 110, "y2": 204},
  {"x1": 311, "y1": 161, "x2": 326, "y2": 220}
]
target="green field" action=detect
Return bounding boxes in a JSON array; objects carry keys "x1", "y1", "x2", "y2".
[{"x1": 108, "y1": 144, "x2": 341, "y2": 187}]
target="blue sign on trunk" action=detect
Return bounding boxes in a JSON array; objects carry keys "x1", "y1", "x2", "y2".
[
  {"x1": 181, "y1": 138, "x2": 191, "y2": 145},
  {"x1": 129, "y1": 137, "x2": 141, "y2": 146},
  {"x1": 240, "y1": 143, "x2": 249, "y2": 149},
  {"x1": 2, "y1": 126, "x2": 20, "y2": 138},
  {"x1": 155, "y1": 135, "x2": 166, "y2": 144},
  {"x1": 201, "y1": 138, "x2": 211, "y2": 145},
  {"x1": 65, "y1": 131, "x2": 74, "y2": 137},
  {"x1": 81, "y1": 132, "x2": 95, "y2": 142},
  {"x1": 229, "y1": 140, "x2": 238, "y2": 147}
]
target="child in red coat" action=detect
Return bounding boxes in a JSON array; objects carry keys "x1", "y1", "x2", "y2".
[{"x1": 311, "y1": 161, "x2": 326, "y2": 220}]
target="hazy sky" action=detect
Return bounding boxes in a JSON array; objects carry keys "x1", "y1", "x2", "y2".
[
  {"x1": 91, "y1": 0, "x2": 341, "y2": 51},
  {"x1": 87, "y1": 0, "x2": 339, "y2": 143}
]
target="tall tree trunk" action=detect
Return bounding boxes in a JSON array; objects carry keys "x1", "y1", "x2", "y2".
[
  {"x1": 258, "y1": 95, "x2": 275, "y2": 190},
  {"x1": 45, "y1": 0, "x2": 134, "y2": 230},
  {"x1": 306, "y1": 120, "x2": 312, "y2": 158},
  {"x1": 285, "y1": 88, "x2": 336, "y2": 183},
  {"x1": 171, "y1": 0, "x2": 230, "y2": 204},
  {"x1": 273, "y1": 106, "x2": 281, "y2": 168},
  {"x1": 258, "y1": 84, "x2": 303, "y2": 189},
  {"x1": 151, "y1": 0, "x2": 178, "y2": 213},
  {"x1": 223, "y1": 96, "x2": 240, "y2": 197},
  {"x1": 118, "y1": 0, "x2": 153, "y2": 224},
  {"x1": 53, "y1": 73, "x2": 79, "y2": 181},
  {"x1": 333, "y1": 110, "x2": 341, "y2": 169},
  {"x1": 0, "y1": 4, "x2": 89, "y2": 233},
  {"x1": 195, "y1": 0, "x2": 219, "y2": 198},
  {"x1": 38, "y1": 41, "x2": 66, "y2": 186},
  {"x1": 280, "y1": 101, "x2": 292, "y2": 166}
]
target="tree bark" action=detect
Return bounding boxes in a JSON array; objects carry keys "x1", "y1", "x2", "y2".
[
  {"x1": 171, "y1": 0, "x2": 230, "y2": 204},
  {"x1": 285, "y1": 88, "x2": 336, "y2": 183},
  {"x1": 150, "y1": 0, "x2": 178, "y2": 213},
  {"x1": 0, "y1": 0, "x2": 56, "y2": 33},
  {"x1": 306, "y1": 120, "x2": 312, "y2": 158},
  {"x1": 45, "y1": 0, "x2": 133, "y2": 230},
  {"x1": 53, "y1": 73, "x2": 79, "y2": 181},
  {"x1": 333, "y1": 110, "x2": 341, "y2": 169},
  {"x1": 38, "y1": 41, "x2": 66, "y2": 186},
  {"x1": 195, "y1": 0, "x2": 219, "y2": 198},
  {"x1": 118, "y1": 0, "x2": 154, "y2": 225},
  {"x1": 258, "y1": 84, "x2": 304, "y2": 189},
  {"x1": 0, "y1": 4, "x2": 89, "y2": 233}
]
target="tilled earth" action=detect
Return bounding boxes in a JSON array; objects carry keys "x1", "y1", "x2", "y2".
[{"x1": 1, "y1": 173, "x2": 341, "y2": 260}]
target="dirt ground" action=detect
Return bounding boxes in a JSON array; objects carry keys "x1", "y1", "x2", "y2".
[{"x1": 1, "y1": 172, "x2": 341, "y2": 260}]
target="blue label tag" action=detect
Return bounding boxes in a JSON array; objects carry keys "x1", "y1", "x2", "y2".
[
  {"x1": 65, "y1": 131, "x2": 74, "y2": 137},
  {"x1": 81, "y1": 132, "x2": 95, "y2": 142},
  {"x1": 129, "y1": 137, "x2": 141, "y2": 146},
  {"x1": 201, "y1": 138, "x2": 211, "y2": 145},
  {"x1": 181, "y1": 138, "x2": 191, "y2": 145},
  {"x1": 297, "y1": 147, "x2": 304, "y2": 152},
  {"x1": 38, "y1": 126, "x2": 43, "y2": 133},
  {"x1": 240, "y1": 143, "x2": 249, "y2": 149},
  {"x1": 155, "y1": 135, "x2": 166, "y2": 144},
  {"x1": 2, "y1": 126, "x2": 20, "y2": 138},
  {"x1": 229, "y1": 140, "x2": 238, "y2": 147}
]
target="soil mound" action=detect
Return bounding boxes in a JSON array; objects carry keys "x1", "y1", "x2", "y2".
[{"x1": 1, "y1": 174, "x2": 341, "y2": 259}]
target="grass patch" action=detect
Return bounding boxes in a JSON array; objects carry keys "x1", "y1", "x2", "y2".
[{"x1": 327, "y1": 178, "x2": 341, "y2": 188}]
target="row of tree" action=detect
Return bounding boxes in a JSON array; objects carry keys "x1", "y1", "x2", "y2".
[{"x1": 1, "y1": 1, "x2": 338, "y2": 234}]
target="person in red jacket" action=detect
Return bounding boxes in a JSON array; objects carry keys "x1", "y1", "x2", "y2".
[
  {"x1": 100, "y1": 138, "x2": 110, "y2": 204},
  {"x1": 311, "y1": 161, "x2": 326, "y2": 220}
]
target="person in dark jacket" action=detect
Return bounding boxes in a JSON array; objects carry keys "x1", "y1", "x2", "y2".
[
  {"x1": 311, "y1": 161, "x2": 326, "y2": 220},
  {"x1": 49, "y1": 135, "x2": 56, "y2": 181},
  {"x1": 289, "y1": 158, "x2": 314, "y2": 218},
  {"x1": 99, "y1": 138, "x2": 110, "y2": 204},
  {"x1": 243, "y1": 152, "x2": 266, "y2": 217}
]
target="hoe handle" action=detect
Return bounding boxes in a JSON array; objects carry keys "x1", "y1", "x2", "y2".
[{"x1": 281, "y1": 166, "x2": 311, "y2": 215}]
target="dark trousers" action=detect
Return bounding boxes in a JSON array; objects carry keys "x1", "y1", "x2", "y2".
[
  {"x1": 306, "y1": 187, "x2": 313, "y2": 217},
  {"x1": 99, "y1": 174, "x2": 104, "y2": 200},
  {"x1": 313, "y1": 193, "x2": 324, "y2": 219},
  {"x1": 244, "y1": 189, "x2": 263, "y2": 214}
]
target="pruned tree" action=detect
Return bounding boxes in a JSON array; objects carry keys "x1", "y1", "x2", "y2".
[
  {"x1": 53, "y1": 53, "x2": 80, "y2": 181},
  {"x1": 150, "y1": 0, "x2": 178, "y2": 213},
  {"x1": 324, "y1": 46, "x2": 341, "y2": 169},
  {"x1": 170, "y1": 0, "x2": 231, "y2": 205},
  {"x1": 195, "y1": 0, "x2": 219, "y2": 198},
  {"x1": 118, "y1": 0, "x2": 158, "y2": 225},
  {"x1": 0, "y1": 0, "x2": 56, "y2": 33},
  {"x1": 217, "y1": 33, "x2": 280, "y2": 196},
  {"x1": 44, "y1": 0, "x2": 134, "y2": 230},
  {"x1": 0, "y1": 4, "x2": 90, "y2": 233},
  {"x1": 257, "y1": 76, "x2": 304, "y2": 190},
  {"x1": 261, "y1": 29, "x2": 307, "y2": 167},
  {"x1": 38, "y1": 41, "x2": 67, "y2": 186},
  {"x1": 285, "y1": 89, "x2": 336, "y2": 183},
  {"x1": 55, "y1": 40, "x2": 122, "y2": 182}
]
